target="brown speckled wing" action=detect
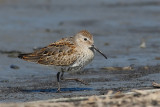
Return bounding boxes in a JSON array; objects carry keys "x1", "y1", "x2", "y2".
[{"x1": 18, "y1": 37, "x2": 79, "y2": 66}]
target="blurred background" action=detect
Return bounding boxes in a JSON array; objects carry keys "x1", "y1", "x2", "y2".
[
  {"x1": 0, "y1": 0, "x2": 160, "y2": 67},
  {"x1": 0, "y1": 0, "x2": 160, "y2": 102}
]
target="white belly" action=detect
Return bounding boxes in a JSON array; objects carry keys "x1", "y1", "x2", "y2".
[{"x1": 69, "y1": 49, "x2": 94, "y2": 72}]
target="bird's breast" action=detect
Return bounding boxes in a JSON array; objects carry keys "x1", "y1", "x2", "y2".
[{"x1": 70, "y1": 48, "x2": 94, "y2": 71}]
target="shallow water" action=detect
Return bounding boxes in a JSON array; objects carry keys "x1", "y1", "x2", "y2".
[{"x1": 0, "y1": 0, "x2": 160, "y2": 102}]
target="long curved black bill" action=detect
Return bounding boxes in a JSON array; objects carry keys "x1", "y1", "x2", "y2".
[{"x1": 92, "y1": 45, "x2": 107, "y2": 59}]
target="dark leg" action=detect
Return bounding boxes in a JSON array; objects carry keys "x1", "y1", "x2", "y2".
[
  {"x1": 60, "y1": 71, "x2": 64, "y2": 80},
  {"x1": 56, "y1": 72, "x2": 61, "y2": 92},
  {"x1": 60, "y1": 71, "x2": 88, "y2": 85}
]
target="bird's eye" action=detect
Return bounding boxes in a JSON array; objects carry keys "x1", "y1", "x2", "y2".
[{"x1": 84, "y1": 38, "x2": 87, "y2": 41}]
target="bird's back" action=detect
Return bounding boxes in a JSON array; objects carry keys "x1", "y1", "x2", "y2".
[{"x1": 18, "y1": 37, "x2": 79, "y2": 66}]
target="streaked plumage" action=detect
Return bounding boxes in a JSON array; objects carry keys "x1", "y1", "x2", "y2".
[{"x1": 18, "y1": 30, "x2": 107, "y2": 92}]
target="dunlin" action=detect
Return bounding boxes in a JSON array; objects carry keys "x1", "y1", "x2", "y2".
[{"x1": 18, "y1": 30, "x2": 107, "y2": 92}]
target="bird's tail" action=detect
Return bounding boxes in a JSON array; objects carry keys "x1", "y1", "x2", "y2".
[{"x1": 18, "y1": 53, "x2": 40, "y2": 62}]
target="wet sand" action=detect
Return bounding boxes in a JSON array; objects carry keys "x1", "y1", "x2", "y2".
[{"x1": 0, "y1": 0, "x2": 160, "y2": 104}]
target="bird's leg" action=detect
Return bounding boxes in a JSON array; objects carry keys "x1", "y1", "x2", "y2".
[
  {"x1": 56, "y1": 72, "x2": 61, "y2": 92},
  {"x1": 60, "y1": 71, "x2": 64, "y2": 80},
  {"x1": 60, "y1": 71, "x2": 88, "y2": 85}
]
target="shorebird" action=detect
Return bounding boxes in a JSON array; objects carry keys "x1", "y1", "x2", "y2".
[{"x1": 18, "y1": 30, "x2": 107, "y2": 92}]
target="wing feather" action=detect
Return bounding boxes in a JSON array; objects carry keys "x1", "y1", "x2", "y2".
[{"x1": 18, "y1": 37, "x2": 79, "y2": 66}]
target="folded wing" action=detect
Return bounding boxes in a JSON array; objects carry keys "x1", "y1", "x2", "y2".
[{"x1": 18, "y1": 37, "x2": 79, "y2": 66}]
